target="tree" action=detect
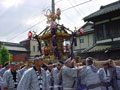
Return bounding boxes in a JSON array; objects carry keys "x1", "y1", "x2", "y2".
[{"x1": 0, "y1": 45, "x2": 10, "y2": 65}]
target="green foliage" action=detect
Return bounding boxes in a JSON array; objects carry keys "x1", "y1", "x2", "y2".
[{"x1": 0, "y1": 45, "x2": 10, "y2": 65}]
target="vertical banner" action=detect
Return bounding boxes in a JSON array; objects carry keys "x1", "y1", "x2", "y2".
[{"x1": 9, "y1": 54, "x2": 13, "y2": 64}]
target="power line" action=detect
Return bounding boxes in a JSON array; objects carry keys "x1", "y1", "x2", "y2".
[
  {"x1": 67, "y1": 0, "x2": 83, "y2": 17},
  {"x1": 6, "y1": 9, "x2": 47, "y2": 40},
  {"x1": 69, "y1": 0, "x2": 87, "y2": 16},
  {"x1": 7, "y1": 0, "x2": 49, "y2": 40},
  {"x1": 7, "y1": 2, "x2": 49, "y2": 41},
  {"x1": 62, "y1": 0, "x2": 92, "y2": 12},
  {"x1": 7, "y1": 18, "x2": 46, "y2": 41},
  {"x1": 63, "y1": 13, "x2": 77, "y2": 25},
  {"x1": 7, "y1": 0, "x2": 92, "y2": 41},
  {"x1": 55, "y1": 0, "x2": 63, "y2": 4}
]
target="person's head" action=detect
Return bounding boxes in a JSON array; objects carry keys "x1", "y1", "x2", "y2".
[
  {"x1": 57, "y1": 61, "x2": 64, "y2": 69},
  {"x1": 103, "y1": 62, "x2": 109, "y2": 70},
  {"x1": 64, "y1": 57, "x2": 74, "y2": 68},
  {"x1": 47, "y1": 62, "x2": 54, "y2": 71},
  {"x1": 86, "y1": 57, "x2": 94, "y2": 66},
  {"x1": 82, "y1": 60, "x2": 86, "y2": 66},
  {"x1": 42, "y1": 64, "x2": 48, "y2": 71},
  {"x1": 16, "y1": 62, "x2": 21, "y2": 70},
  {"x1": 108, "y1": 59, "x2": 116, "y2": 68},
  {"x1": 24, "y1": 62, "x2": 32, "y2": 69},
  {"x1": 3, "y1": 62, "x2": 10, "y2": 70},
  {"x1": 27, "y1": 63, "x2": 32, "y2": 69},
  {"x1": 34, "y1": 55, "x2": 44, "y2": 67},
  {"x1": 10, "y1": 62, "x2": 18, "y2": 72}
]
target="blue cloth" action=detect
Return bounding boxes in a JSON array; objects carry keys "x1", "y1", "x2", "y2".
[
  {"x1": 77, "y1": 85, "x2": 87, "y2": 90},
  {"x1": 70, "y1": 32, "x2": 77, "y2": 59},
  {"x1": 55, "y1": 48, "x2": 60, "y2": 60},
  {"x1": 52, "y1": 37, "x2": 57, "y2": 47},
  {"x1": 52, "y1": 36, "x2": 60, "y2": 60},
  {"x1": 51, "y1": 28, "x2": 57, "y2": 35},
  {"x1": 76, "y1": 77, "x2": 87, "y2": 90},
  {"x1": 72, "y1": 32, "x2": 77, "y2": 46},
  {"x1": 34, "y1": 35, "x2": 42, "y2": 53}
]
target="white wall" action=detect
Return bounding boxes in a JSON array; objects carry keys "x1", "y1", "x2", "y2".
[
  {"x1": 30, "y1": 40, "x2": 40, "y2": 56},
  {"x1": 73, "y1": 33, "x2": 94, "y2": 51}
]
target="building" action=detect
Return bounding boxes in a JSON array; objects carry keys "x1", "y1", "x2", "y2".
[
  {"x1": 0, "y1": 41, "x2": 29, "y2": 62},
  {"x1": 83, "y1": 1, "x2": 120, "y2": 60},
  {"x1": 0, "y1": 38, "x2": 41, "y2": 62},
  {"x1": 73, "y1": 22, "x2": 94, "y2": 57},
  {"x1": 20, "y1": 39, "x2": 41, "y2": 57}
]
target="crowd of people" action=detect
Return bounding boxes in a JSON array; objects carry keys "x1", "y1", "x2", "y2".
[{"x1": 0, "y1": 55, "x2": 120, "y2": 90}]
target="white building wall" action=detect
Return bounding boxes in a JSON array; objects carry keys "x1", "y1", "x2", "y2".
[
  {"x1": 89, "y1": 34, "x2": 94, "y2": 47},
  {"x1": 73, "y1": 33, "x2": 94, "y2": 51},
  {"x1": 30, "y1": 40, "x2": 40, "y2": 56},
  {"x1": 84, "y1": 25, "x2": 92, "y2": 30}
]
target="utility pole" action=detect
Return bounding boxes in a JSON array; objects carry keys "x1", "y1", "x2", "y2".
[{"x1": 52, "y1": 0, "x2": 55, "y2": 14}]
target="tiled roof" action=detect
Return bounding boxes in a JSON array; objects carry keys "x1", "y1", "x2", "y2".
[
  {"x1": 0, "y1": 41, "x2": 24, "y2": 47},
  {"x1": 0, "y1": 41, "x2": 28, "y2": 52},
  {"x1": 84, "y1": 1, "x2": 120, "y2": 21},
  {"x1": 6, "y1": 46, "x2": 27, "y2": 52},
  {"x1": 88, "y1": 45, "x2": 111, "y2": 52},
  {"x1": 82, "y1": 41, "x2": 120, "y2": 53}
]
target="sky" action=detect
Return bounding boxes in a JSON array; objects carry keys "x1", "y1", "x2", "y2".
[{"x1": 0, "y1": 0, "x2": 118, "y2": 43}]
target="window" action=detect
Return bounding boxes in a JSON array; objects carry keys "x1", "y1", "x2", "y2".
[
  {"x1": 80, "y1": 39, "x2": 84, "y2": 43},
  {"x1": 33, "y1": 46, "x2": 35, "y2": 52},
  {"x1": 38, "y1": 46, "x2": 39, "y2": 52},
  {"x1": 103, "y1": 24, "x2": 107, "y2": 39},
  {"x1": 95, "y1": 24, "x2": 104, "y2": 40},
  {"x1": 110, "y1": 19, "x2": 120, "y2": 38}
]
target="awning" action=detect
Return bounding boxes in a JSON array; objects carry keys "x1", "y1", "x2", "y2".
[
  {"x1": 88, "y1": 45, "x2": 111, "y2": 52},
  {"x1": 81, "y1": 44, "x2": 112, "y2": 53}
]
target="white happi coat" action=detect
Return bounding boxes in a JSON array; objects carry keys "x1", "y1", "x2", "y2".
[
  {"x1": 62, "y1": 66, "x2": 77, "y2": 90},
  {"x1": 53, "y1": 67, "x2": 62, "y2": 90},
  {"x1": 3, "y1": 69, "x2": 21, "y2": 90},
  {"x1": 0, "y1": 76, "x2": 6, "y2": 90},
  {"x1": 79, "y1": 66, "x2": 101, "y2": 90},
  {"x1": 116, "y1": 66, "x2": 120, "y2": 90},
  {"x1": 18, "y1": 67, "x2": 26, "y2": 76},
  {"x1": 17, "y1": 67, "x2": 48, "y2": 90},
  {"x1": 0, "y1": 67, "x2": 6, "y2": 77},
  {"x1": 46, "y1": 70, "x2": 54, "y2": 90},
  {"x1": 97, "y1": 68, "x2": 113, "y2": 90}
]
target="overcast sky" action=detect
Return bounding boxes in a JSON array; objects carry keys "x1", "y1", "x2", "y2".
[{"x1": 0, "y1": 0, "x2": 118, "y2": 43}]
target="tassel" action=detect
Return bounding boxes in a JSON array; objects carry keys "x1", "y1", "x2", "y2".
[
  {"x1": 34, "y1": 35, "x2": 42, "y2": 53},
  {"x1": 72, "y1": 32, "x2": 77, "y2": 46},
  {"x1": 52, "y1": 35, "x2": 57, "y2": 47},
  {"x1": 52, "y1": 35, "x2": 60, "y2": 60}
]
